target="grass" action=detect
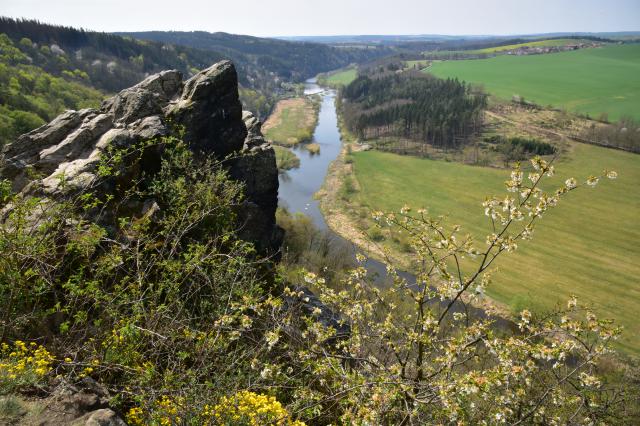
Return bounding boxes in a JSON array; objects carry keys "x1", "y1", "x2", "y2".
[
  {"x1": 273, "y1": 145, "x2": 300, "y2": 171},
  {"x1": 305, "y1": 143, "x2": 320, "y2": 154},
  {"x1": 349, "y1": 144, "x2": 640, "y2": 354},
  {"x1": 319, "y1": 68, "x2": 358, "y2": 88},
  {"x1": 472, "y1": 38, "x2": 598, "y2": 54},
  {"x1": 428, "y1": 44, "x2": 640, "y2": 121},
  {"x1": 262, "y1": 97, "x2": 319, "y2": 146}
]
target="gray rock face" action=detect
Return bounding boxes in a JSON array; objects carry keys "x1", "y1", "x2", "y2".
[
  {"x1": 0, "y1": 61, "x2": 281, "y2": 255},
  {"x1": 101, "y1": 70, "x2": 182, "y2": 125},
  {"x1": 168, "y1": 61, "x2": 247, "y2": 158}
]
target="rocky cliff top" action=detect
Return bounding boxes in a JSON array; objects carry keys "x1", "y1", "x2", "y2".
[{"x1": 1, "y1": 60, "x2": 282, "y2": 255}]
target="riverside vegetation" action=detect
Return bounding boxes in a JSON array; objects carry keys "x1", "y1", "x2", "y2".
[
  {"x1": 1, "y1": 134, "x2": 638, "y2": 423},
  {"x1": 263, "y1": 96, "x2": 321, "y2": 171}
]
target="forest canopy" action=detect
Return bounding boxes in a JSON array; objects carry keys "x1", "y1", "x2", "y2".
[{"x1": 341, "y1": 69, "x2": 487, "y2": 149}]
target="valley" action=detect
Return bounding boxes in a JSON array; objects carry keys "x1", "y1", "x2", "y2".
[{"x1": 1, "y1": 4, "x2": 639, "y2": 422}]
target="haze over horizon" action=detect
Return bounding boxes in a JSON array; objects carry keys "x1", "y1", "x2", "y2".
[{"x1": 1, "y1": 0, "x2": 639, "y2": 38}]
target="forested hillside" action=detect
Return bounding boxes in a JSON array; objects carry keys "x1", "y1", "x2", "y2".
[
  {"x1": 0, "y1": 18, "x2": 392, "y2": 143},
  {"x1": 0, "y1": 17, "x2": 226, "y2": 93},
  {"x1": 0, "y1": 34, "x2": 104, "y2": 144},
  {"x1": 341, "y1": 68, "x2": 487, "y2": 148},
  {"x1": 116, "y1": 30, "x2": 391, "y2": 82}
]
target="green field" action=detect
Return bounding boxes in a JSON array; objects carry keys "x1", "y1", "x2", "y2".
[
  {"x1": 262, "y1": 98, "x2": 318, "y2": 146},
  {"x1": 428, "y1": 44, "x2": 640, "y2": 121},
  {"x1": 472, "y1": 38, "x2": 596, "y2": 54},
  {"x1": 350, "y1": 144, "x2": 640, "y2": 354},
  {"x1": 320, "y1": 68, "x2": 358, "y2": 88}
]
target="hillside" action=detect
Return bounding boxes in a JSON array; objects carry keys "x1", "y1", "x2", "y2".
[
  {"x1": 428, "y1": 44, "x2": 640, "y2": 121},
  {"x1": 116, "y1": 30, "x2": 391, "y2": 83}
]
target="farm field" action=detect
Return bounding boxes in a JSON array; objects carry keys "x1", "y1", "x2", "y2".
[
  {"x1": 428, "y1": 44, "x2": 640, "y2": 121},
  {"x1": 348, "y1": 144, "x2": 640, "y2": 354},
  {"x1": 262, "y1": 97, "x2": 319, "y2": 146},
  {"x1": 472, "y1": 38, "x2": 598, "y2": 54},
  {"x1": 319, "y1": 67, "x2": 358, "y2": 88}
]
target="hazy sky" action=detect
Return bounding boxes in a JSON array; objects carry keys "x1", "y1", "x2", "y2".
[{"x1": 1, "y1": 0, "x2": 639, "y2": 37}]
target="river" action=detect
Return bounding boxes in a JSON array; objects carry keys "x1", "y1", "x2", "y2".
[
  {"x1": 276, "y1": 79, "x2": 514, "y2": 329},
  {"x1": 277, "y1": 79, "x2": 403, "y2": 281}
]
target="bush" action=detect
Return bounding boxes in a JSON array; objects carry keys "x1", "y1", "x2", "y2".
[
  {"x1": 1, "y1": 133, "x2": 636, "y2": 424},
  {"x1": 273, "y1": 145, "x2": 300, "y2": 172},
  {"x1": 0, "y1": 137, "x2": 281, "y2": 420}
]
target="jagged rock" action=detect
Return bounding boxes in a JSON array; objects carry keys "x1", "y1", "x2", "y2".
[
  {"x1": 37, "y1": 113, "x2": 113, "y2": 175},
  {"x1": 229, "y1": 110, "x2": 282, "y2": 254},
  {"x1": 0, "y1": 378, "x2": 127, "y2": 426},
  {"x1": 2, "y1": 109, "x2": 94, "y2": 192},
  {"x1": 101, "y1": 70, "x2": 182, "y2": 125},
  {"x1": 0, "y1": 61, "x2": 281, "y2": 255},
  {"x1": 168, "y1": 61, "x2": 247, "y2": 158},
  {"x1": 242, "y1": 110, "x2": 263, "y2": 149}
]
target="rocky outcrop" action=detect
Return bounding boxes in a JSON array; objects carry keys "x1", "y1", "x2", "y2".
[
  {"x1": 0, "y1": 378, "x2": 127, "y2": 425},
  {"x1": 0, "y1": 60, "x2": 281, "y2": 255}
]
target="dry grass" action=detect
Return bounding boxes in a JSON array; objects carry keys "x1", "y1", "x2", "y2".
[{"x1": 262, "y1": 97, "x2": 319, "y2": 146}]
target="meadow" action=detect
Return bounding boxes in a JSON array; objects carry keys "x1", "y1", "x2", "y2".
[
  {"x1": 319, "y1": 68, "x2": 358, "y2": 88},
  {"x1": 273, "y1": 145, "x2": 300, "y2": 171},
  {"x1": 428, "y1": 44, "x2": 640, "y2": 121},
  {"x1": 262, "y1": 97, "x2": 319, "y2": 146},
  {"x1": 349, "y1": 143, "x2": 640, "y2": 354}
]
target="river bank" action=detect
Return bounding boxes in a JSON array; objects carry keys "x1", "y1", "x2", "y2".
[{"x1": 316, "y1": 96, "x2": 516, "y2": 320}]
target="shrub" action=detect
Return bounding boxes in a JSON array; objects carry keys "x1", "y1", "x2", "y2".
[{"x1": 0, "y1": 137, "x2": 278, "y2": 418}]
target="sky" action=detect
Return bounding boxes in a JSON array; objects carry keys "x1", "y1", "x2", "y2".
[{"x1": 1, "y1": 0, "x2": 639, "y2": 37}]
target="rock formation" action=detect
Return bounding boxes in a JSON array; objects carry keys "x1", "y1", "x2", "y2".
[{"x1": 0, "y1": 60, "x2": 282, "y2": 255}]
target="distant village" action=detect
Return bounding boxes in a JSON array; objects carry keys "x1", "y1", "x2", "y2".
[{"x1": 504, "y1": 41, "x2": 604, "y2": 56}]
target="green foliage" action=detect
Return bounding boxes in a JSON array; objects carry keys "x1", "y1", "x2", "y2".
[
  {"x1": 0, "y1": 34, "x2": 104, "y2": 145},
  {"x1": 273, "y1": 145, "x2": 300, "y2": 172},
  {"x1": 271, "y1": 158, "x2": 635, "y2": 424},
  {"x1": 1, "y1": 141, "x2": 637, "y2": 422},
  {"x1": 347, "y1": 144, "x2": 640, "y2": 354},
  {"x1": 0, "y1": 137, "x2": 278, "y2": 419},
  {"x1": 276, "y1": 208, "x2": 354, "y2": 280},
  {"x1": 341, "y1": 69, "x2": 486, "y2": 149},
  {"x1": 487, "y1": 135, "x2": 557, "y2": 166}
]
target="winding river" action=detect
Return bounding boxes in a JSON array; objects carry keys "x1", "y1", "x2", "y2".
[
  {"x1": 276, "y1": 79, "x2": 515, "y2": 329},
  {"x1": 277, "y1": 79, "x2": 401, "y2": 281}
]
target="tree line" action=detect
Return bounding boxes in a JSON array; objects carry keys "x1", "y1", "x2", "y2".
[{"x1": 341, "y1": 68, "x2": 487, "y2": 149}]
